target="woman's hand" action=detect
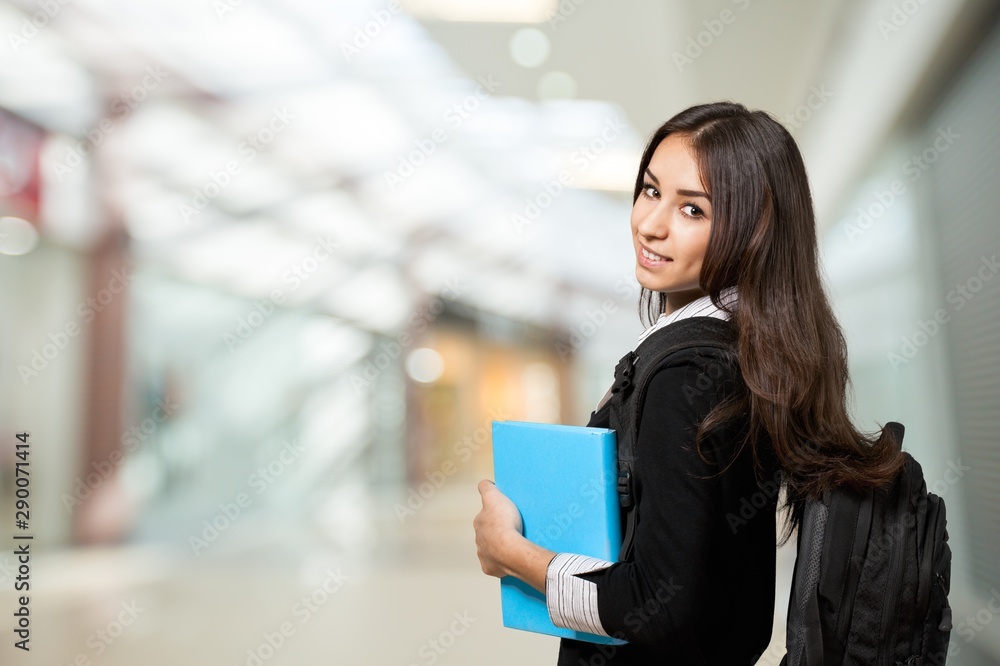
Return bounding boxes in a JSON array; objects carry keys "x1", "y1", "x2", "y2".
[{"x1": 473, "y1": 479, "x2": 523, "y2": 578}]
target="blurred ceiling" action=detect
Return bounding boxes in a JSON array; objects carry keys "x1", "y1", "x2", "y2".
[
  {"x1": 0, "y1": 0, "x2": 852, "y2": 335},
  {"x1": 416, "y1": 0, "x2": 849, "y2": 140}
]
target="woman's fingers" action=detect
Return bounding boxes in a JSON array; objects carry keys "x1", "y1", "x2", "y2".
[{"x1": 474, "y1": 479, "x2": 508, "y2": 577}]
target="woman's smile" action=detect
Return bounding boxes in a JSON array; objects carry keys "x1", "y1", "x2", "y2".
[{"x1": 638, "y1": 243, "x2": 672, "y2": 267}]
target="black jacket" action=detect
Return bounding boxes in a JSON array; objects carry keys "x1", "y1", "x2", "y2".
[{"x1": 556, "y1": 345, "x2": 779, "y2": 665}]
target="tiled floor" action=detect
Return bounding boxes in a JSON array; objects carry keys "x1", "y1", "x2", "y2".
[{"x1": 0, "y1": 482, "x2": 795, "y2": 665}]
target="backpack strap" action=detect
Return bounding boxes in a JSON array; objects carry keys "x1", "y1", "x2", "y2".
[{"x1": 609, "y1": 317, "x2": 739, "y2": 562}]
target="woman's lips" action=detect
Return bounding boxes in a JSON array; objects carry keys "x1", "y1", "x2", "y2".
[{"x1": 639, "y1": 245, "x2": 671, "y2": 267}]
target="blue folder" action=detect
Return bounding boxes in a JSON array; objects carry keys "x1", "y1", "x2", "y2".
[{"x1": 491, "y1": 420, "x2": 627, "y2": 646}]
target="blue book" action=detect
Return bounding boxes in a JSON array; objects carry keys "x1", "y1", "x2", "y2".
[{"x1": 491, "y1": 420, "x2": 627, "y2": 646}]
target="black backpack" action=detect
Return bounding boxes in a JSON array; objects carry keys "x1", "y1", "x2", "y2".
[
  {"x1": 605, "y1": 316, "x2": 954, "y2": 664},
  {"x1": 779, "y1": 427, "x2": 954, "y2": 666}
]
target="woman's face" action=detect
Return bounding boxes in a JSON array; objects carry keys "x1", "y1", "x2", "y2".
[{"x1": 630, "y1": 133, "x2": 713, "y2": 313}]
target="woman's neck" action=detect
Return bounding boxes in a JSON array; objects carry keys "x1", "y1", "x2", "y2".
[{"x1": 662, "y1": 289, "x2": 708, "y2": 317}]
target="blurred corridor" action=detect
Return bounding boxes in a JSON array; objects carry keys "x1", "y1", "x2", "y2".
[{"x1": 2, "y1": 0, "x2": 1000, "y2": 664}]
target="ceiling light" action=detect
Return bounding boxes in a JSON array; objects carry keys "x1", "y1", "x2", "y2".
[
  {"x1": 0, "y1": 216, "x2": 39, "y2": 255},
  {"x1": 537, "y1": 71, "x2": 577, "y2": 100},
  {"x1": 509, "y1": 28, "x2": 550, "y2": 68},
  {"x1": 406, "y1": 347, "x2": 444, "y2": 383},
  {"x1": 400, "y1": 0, "x2": 557, "y2": 23}
]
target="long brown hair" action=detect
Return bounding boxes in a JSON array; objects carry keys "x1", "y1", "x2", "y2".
[{"x1": 633, "y1": 101, "x2": 906, "y2": 546}]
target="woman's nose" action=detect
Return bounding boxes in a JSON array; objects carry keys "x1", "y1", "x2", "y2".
[{"x1": 636, "y1": 207, "x2": 669, "y2": 238}]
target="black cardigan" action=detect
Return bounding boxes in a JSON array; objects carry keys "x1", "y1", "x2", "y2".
[{"x1": 556, "y1": 346, "x2": 779, "y2": 665}]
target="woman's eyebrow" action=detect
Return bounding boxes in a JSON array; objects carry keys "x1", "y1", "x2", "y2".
[
  {"x1": 645, "y1": 168, "x2": 711, "y2": 202},
  {"x1": 676, "y1": 188, "x2": 711, "y2": 202}
]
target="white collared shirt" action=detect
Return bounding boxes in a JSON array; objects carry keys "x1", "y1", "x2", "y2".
[{"x1": 636, "y1": 285, "x2": 739, "y2": 346}]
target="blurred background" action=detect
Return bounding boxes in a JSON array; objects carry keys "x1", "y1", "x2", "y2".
[{"x1": 0, "y1": 0, "x2": 998, "y2": 663}]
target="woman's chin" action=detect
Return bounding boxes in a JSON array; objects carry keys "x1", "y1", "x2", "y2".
[{"x1": 635, "y1": 268, "x2": 662, "y2": 291}]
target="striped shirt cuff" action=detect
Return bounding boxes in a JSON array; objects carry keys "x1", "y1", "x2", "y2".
[{"x1": 545, "y1": 552, "x2": 615, "y2": 636}]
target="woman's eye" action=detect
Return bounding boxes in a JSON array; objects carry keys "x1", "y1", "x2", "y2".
[
  {"x1": 641, "y1": 183, "x2": 658, "y2": 198},
  {"x1": 682, "y1": 204, "x2": 703, "y2": 218}
]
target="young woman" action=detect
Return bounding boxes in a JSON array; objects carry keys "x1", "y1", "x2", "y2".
[{"x1": 473, "y1": 101, "x2": 906, "y2": 664}]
